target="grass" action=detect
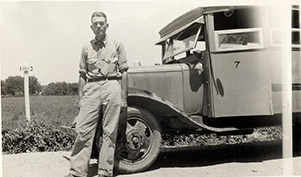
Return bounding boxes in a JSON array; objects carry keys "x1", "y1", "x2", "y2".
[
  {"x1": 1, "y1": 95, "x2": 78, "y2": 131},
  {"x1": 1, "y1": 96, "x2": 283, "y2": 154}
]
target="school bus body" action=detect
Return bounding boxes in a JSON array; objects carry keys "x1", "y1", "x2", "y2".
[
  {"x1": 127, "y1": 6, "x2": 300, "y2": 130},
  {"x1": 114, "y1": 6, "x2": 300, "y2": 174}
]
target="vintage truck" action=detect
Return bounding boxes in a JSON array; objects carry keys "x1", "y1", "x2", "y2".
[{"x1": 98, "y1": 6, "x2": 300, "y2": 173}]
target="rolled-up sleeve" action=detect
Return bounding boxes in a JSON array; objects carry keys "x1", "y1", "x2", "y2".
[
  {"x1": 79, "y1": 45, "x2": 87, "y2": 75},
  {"x1": 117, "y1": 42, "x2": 129, "y2": 73}
]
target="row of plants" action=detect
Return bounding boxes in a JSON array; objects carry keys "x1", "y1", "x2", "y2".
[
  {"x1": 1, "y1": 96, "x2": 283, "y2": 154},
  {"x1": 2, "y1": 117, "x2": 282, "y2": 154},
  {"x1": 2, "y1": 120, "x2": 74, "y2": 154},
  {"x1": 162, "y1": 126, "x2": 282, "y2": 147}
]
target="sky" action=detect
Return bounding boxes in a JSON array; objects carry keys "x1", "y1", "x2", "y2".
[{"x1": 0, "y1": 0, "x2": 293, "y2": 85}]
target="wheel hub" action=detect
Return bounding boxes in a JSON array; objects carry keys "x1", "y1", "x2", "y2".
[{"x1": 126, "y1": 130, "x2": 144, "y2": 151}]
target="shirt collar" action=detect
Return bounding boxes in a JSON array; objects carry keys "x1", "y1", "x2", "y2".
[
  {"x1": 93, "y1": 35, "x2": 108, "y2": 46},
  {"x1": 103, "y1": 35, "x2": 108, "y2": 45}
]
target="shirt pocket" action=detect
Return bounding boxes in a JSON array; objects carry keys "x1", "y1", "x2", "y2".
[
  {"x1": 108, "y1": 52, "x2": 118, "y2": 64},
  {"x1": 110, "y1": 57, "x2": 118, "y2": 64},
  {"x1": 86, "y1": 57, "x2": 98, "y2": 72}
]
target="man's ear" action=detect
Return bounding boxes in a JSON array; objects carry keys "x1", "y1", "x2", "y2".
[
  {"x1": 106, "y1": 23, "x2": 109, "y2": 28},
  {"x1": 90, "y1": 25, "x2": 93, "y2": 31}
]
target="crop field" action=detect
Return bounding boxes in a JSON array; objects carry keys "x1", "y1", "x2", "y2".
[
  {"x1": 2, "y1": 96, "x2": 78, "y2": 131},
  {"x1": 1, "y1": 96, "x2": 283, "y2": 154},
  {"x1": 1, "y1": 96, "x2": 79, "y2": 154}
]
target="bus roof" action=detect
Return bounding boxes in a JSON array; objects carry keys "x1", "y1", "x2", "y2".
[{"x1": 156, "y1": 6, "x2": 248, "y2": 44}]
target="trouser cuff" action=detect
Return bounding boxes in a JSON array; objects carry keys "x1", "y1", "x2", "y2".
[
  {"x1": 70, "y1": 171, "x2": 85, "y2": 177},
  {"x1": 98, "y1": 170, "x2": 112, "y2": 177}
]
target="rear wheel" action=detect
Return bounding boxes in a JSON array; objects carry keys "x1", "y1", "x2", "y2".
[{"x1": 115, "y1": 107, "x2": 162, "y2": 173}]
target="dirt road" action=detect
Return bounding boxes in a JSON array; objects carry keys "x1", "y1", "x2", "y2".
[{"x1": 2, "y1": 140, "x2": 301, "y2": 177}]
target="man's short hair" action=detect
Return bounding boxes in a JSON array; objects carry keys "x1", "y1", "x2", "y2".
[{"x1": 91, "y1": 11, "x2": 107, "y2": 22}]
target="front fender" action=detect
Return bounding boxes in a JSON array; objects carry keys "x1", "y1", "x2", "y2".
[
  {"x1": 128, "y1": 87, "x2": 200, "y2": 130},
  {"x1": 127, "y1": 87, "x2": 239, "y2": 132}
]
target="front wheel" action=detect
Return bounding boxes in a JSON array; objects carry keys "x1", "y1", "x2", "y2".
[{"x1": 115, "y1": 107, "x2": 162, "y2": 173}]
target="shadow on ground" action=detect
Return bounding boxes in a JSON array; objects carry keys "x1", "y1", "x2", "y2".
[
  {"x1": 150, "y1": 140, "x2": 283, "y2": 170},
  {"x1": 87, "y1": 140, "x2": 300, "y2": 176}
]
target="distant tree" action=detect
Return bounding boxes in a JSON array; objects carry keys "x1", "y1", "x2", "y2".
[
  {"x1": 29, "y1": 76, "x2": 42, "y2": 95},
  {"x1": 4, "y1": 76, "x2": 42, "y2": 96},
  {"x1": 5, "y1": 76, "x2": 23, "y2": 96},
  {"x1": 56, "y1": 82, "x2": 69, "y2": 95},
  {"x1": 42, "y1": 82, "x2": 77, "y2": 96},
  {"x1": 42, "y1": 82, "x2": 56, "y2": 95},
  {"x1": 1, "y1": 80, "x2": 7, "y2": 95},
  {"x1": 68, "y1": 83, "x2": 78, "y2": 95}
]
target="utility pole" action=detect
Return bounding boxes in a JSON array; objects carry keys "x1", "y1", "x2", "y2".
[{"x1": 20, "y1": 63, "x2": 33, "y2": 124}]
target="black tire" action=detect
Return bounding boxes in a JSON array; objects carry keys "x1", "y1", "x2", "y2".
[{"x1": 115, "y1": 107, "x2": 162, "y2": 173}]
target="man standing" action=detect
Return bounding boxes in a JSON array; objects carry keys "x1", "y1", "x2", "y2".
[{"x1": 66, "y1": 11, "x2": 128, "y2": 177}]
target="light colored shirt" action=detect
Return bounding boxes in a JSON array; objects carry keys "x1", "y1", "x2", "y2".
[{"x1": 79, "y1": 36, "x2": 129, "y2": 79}]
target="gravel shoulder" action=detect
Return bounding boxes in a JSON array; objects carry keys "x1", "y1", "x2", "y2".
[{"x1": 2, "y1": 140, "x2": 301, "y2": 177}]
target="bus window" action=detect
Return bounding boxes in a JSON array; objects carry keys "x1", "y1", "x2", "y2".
[
  {"x1": 213, "y1": 7, "x2": 264, "y2": 51},
  {"x1": 214, "y1": 8, "x2": 261, "y2": 30},
  {"x1": 163, "y1": 23, "x2": 202, "y2": 62},
  {"x1": 216, "y1": 29, "x2": 262, "y2": 49}
]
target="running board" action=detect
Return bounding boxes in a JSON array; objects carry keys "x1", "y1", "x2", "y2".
[{"x1": 181, "y1": 115, "x2": 239, "y2": 133}]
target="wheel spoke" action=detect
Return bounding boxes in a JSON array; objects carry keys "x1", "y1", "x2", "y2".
[
  {"x1": 126, "y1": 120, "x2": 136, "y2": 134},
  {"x1": 135, "y1": 120, "x2": 147, "y2": 132},
  {"x1": 128, "y1": 149, "x2": 141, "y2": 160},
  {"x1": 142, "y1": 129, "x2": 152, "y2": 150}
]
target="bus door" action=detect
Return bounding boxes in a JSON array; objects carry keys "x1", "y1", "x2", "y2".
[{"x1": 205, "y1": 7, "x2": 273, "y2": 117}]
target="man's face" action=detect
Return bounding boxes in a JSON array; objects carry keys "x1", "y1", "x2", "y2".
[{"x1": 90, "y1": 16, "x2": 108, "y2": 38}]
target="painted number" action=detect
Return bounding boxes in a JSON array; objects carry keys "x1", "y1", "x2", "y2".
[
  {"x1": 234, "y1": 61, "x2": 240, "y2": 68},
  {"x1": 20, "y1": 65, "x2": 33, "y2": 72}
]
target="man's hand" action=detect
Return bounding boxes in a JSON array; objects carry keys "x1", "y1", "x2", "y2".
[
  {"x1": 76, "y1": 98, "x2": 83, "y2": 108},
  {"x1": 121, "y1": 99, "x2": 128, "y2": 109},
  {"x1": 120, "y1": 71, "x2": 128, "y2": 113},
  {"x1": 74, "y1": 98, "x2": 83, "y2": 111},
  {"x1": 76, "y1": 75, "x2": 86, "y2": 111},
  {"x1": 121, "y1": 98, "x2": 127, "y2": 113}
]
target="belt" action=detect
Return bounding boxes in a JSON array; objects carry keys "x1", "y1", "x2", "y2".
[{"x1": 87, "y1": 76, "x2": 120, "y2": 82}]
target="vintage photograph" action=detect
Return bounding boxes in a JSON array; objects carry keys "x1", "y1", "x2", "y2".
[{"x1": 1, "y1": 1, "x2": 300, "y2": 177}]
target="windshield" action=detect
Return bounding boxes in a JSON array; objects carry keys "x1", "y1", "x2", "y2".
[{"x1": 163, "y1": 23, "x2": 202, "y2": 61}]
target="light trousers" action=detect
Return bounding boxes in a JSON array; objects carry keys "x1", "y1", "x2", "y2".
[{"x1": 69, "y1": 80, "x2": 121, "y2": 177}]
